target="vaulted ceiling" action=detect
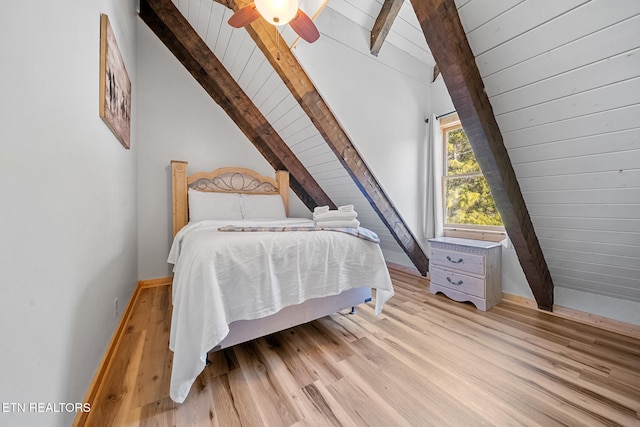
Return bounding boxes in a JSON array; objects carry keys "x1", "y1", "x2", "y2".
[
  {"x1": 139, "y1": 0, "x2": 640, "y2": 310},
  {"x1": 139, "y1": 0, "x2": 432, "y2": 276},
  {"x1": 455, "y1": 0, "x2": 640, "y2": 306}
]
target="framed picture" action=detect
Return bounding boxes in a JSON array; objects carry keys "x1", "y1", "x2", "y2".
[{"x1": 99, "y1": 13, "x2": 131, "y2": 149}]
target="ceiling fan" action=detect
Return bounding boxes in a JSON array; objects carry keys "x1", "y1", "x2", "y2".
[{"x1": 228, "y1": 0, "x2": 320, "y2": 43}]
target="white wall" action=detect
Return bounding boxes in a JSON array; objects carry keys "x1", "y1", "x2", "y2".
[
  {"x1": 0, "y1": 1, "x2": 138, "y2": 426},
  {"x1": 136, "y1": 22, "x2": 309, "y2": 280}
]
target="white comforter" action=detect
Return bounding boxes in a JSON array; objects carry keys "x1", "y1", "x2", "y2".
[{"x1": 167, "y1": 218, "x2": 394, "y2": 403}]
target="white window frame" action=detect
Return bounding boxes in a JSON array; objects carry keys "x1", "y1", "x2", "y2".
[{"x1": 441, "y1": 114, "x2": 505, "y2": 242}]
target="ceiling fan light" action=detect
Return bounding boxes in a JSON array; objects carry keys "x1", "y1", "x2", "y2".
[{"x1": 255, "y1": 0, "x2": 299, "y2": 26}]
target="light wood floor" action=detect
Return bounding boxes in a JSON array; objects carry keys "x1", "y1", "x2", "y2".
[{"x1": 80, "y1": 268, "x2": 640, "y2": 426}]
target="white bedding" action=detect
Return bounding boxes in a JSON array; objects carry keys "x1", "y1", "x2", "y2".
[{"x1": 167, "y1": 218, "x2": 394, "y2": 403}]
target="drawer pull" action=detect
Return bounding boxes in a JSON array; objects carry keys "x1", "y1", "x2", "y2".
[
  {"x1": 446, "y1": 255, "x2": 464, "y2": 264},
  {"x1": 447, "y1": 277, "x2": 463, "y2": 286}
]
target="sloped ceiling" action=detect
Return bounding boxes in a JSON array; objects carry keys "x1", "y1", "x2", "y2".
[
  {"x1": 453, "y1": 0, "x2": 640, "y2": 303},
  {"x1": 140, "y1": 0, "x2": 640, "y2": 306},
  {"x1": 138, "y1": 0, "x2": 430, "y2": 274}
]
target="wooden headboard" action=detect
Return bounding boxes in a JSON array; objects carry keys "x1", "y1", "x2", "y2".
[{"x1": 171, "y1": 161, "x2": 290, "y2": 236}]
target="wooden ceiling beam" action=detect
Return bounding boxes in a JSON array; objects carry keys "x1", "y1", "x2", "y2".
[
  {"x1": 225, "y1": 0, "x2": 429, "y2": 276},
  {"x1": 410, "y1": 0, "x2": 554, "y2": 310},
  {"x1": 370, "y1": 0, "x2": 404, "y2": 57},
  {"x1": 138, "y1": 0, "x2": 335, "y2": 211},
  {"x1": 432, "y1": 64, "x2": 440, "y2": 82}
]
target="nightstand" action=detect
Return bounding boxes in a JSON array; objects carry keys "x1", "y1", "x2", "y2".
[{"x1": 428, "y1": 237, "x2": 502, "y2": 311}]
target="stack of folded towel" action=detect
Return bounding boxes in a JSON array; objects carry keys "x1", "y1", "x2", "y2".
[{"x1": 313, "y1": 205, "x2": 360, "y2": 228}]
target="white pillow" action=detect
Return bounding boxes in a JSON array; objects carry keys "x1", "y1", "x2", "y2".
[
  {"x1": 188, "y1": 189, "x2": 243, "y2": 222},
  {"x1": 241, "y1": 194, "x2": 287, "y2": 219}
]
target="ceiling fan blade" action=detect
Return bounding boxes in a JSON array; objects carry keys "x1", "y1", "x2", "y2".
[
  {"x1": 228, "y1": 3, "x2": 260, "y2": 28},
  {"x1": 289, "y1": 9, "x2": 320, "y2": 43}
]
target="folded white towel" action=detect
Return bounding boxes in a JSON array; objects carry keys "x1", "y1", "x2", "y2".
[
  {"x1": 313, "y1": 211, "x2": 358, "y2": 222},
  {"x1": 315, "y1": 219, "x2": 360, "y2": 228},
  {"x1": 314, "y1": 205, "x2": 330, "y2": 213},
  {"x1": 338, "y1": 204, "x2": 354, "y2": 212}
]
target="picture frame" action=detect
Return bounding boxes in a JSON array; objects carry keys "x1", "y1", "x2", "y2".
[{"x1": 99, "y1": 13, "x2": 131, "y2": 149}]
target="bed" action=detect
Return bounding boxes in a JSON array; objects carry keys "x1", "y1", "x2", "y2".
[{"x1": 167, "y1": 161, "x2": 394, "y2": 403}]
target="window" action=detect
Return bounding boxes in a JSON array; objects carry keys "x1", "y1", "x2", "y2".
[{"x1": 441, "y1": 114, "x2": 505, "y2": 241}]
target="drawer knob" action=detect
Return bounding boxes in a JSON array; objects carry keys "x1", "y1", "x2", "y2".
[
  {"x1": 447, "y1": 277, "x2": 464, "y2": 286},
  {"x1": 446, "y1": 255, "x2": 464, "y2": 264}
]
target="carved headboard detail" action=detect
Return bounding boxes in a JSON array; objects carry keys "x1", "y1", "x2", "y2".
[
  {"x1": 171, "y1": 161, "x2": 290, "y2": 236},
  {"x1": 189, "y1": 170, "x2": 279, "y2": 194}
]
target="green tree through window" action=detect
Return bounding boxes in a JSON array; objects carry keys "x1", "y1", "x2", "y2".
[{"x1": 444, "y1": 123, "x2": 503, "y2": 227}]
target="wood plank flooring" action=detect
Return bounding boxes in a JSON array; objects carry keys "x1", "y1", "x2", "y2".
[{"x1": 80, "y1": 268, "x2": 640, "y2": 426}]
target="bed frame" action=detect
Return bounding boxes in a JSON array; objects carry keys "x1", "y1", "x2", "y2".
[
  {"x1": 171, "y1": 160, "x2": 290, "y2": 237},
  {"x1": 170, "y1": 161, "x2": 371, "y2": 351}
]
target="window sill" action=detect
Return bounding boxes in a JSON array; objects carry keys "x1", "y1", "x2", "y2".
[{"x1": 443, "y1": 227, "x2": 506, "y2": 243}]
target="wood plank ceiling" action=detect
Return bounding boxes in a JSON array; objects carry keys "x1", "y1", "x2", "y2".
[{"x1": 453, "y1": 0, "x2": 640, "y2": 305}]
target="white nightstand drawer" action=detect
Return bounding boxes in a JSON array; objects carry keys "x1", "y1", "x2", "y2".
[
  {"x1": 431, "y1": 267, "x2": 485, "y2": 298},
  {"x1": 431, "y1": 248, "x2": 485, "y2": 276}
]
